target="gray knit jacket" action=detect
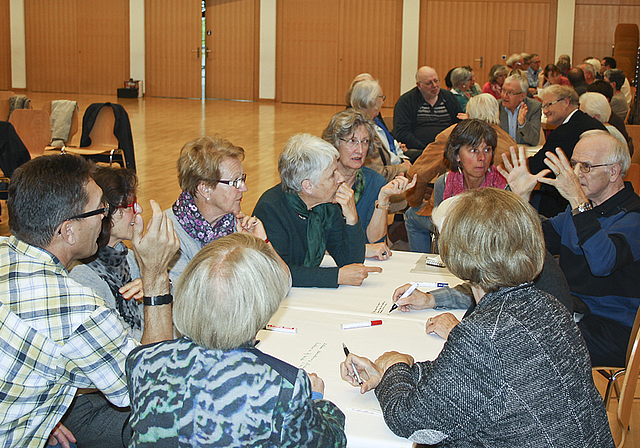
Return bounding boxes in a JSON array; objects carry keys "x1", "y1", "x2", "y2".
[{"x1": 375, "y1": 283, "x2": 613, "y2": 447}]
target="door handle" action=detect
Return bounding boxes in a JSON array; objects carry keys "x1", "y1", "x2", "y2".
[
  {"x1": 191, "y1": 47, "x2": 201, "y2": 58},
  {"x1": 474, "y1": 56, "x2": 483, "y2": 68},
  {"x1": 205, "y1": 47, "x2": 212, "y2": 59}
]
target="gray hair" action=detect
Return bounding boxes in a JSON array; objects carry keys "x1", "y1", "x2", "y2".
[
  {"x1": 451, "y1": 67, "x2": 472, "y2": 89},
  {"x1": 579, "y1": 92, "x2": 611, "y2": 124},
  {"x1": 580, "y1": 130, "x2": 631, "y2": 177},
  {"x1": 585, "y1": 58, "x2": 601, "y2": 74},
  {"x1": 322, "y1": 109, "x2": 378, "y2": 154},
  {"x1": 579, "y1": 62, "x2": 596, "y2": 79},
  {"x1": 504, "y1": 73, "x2": 528, "y2": 94},
  {"x1": 506, "y1": 53, "x2": 522, "y2": 68},
  {"x1": 542, "y1": 84, "x2": 579, "y2": 106},
  {"x1": 345, "y1": 73, "x2": 374, "y2": 105},
  {"x1": 465, "y1": 94, "x2": 500, "y2": 125},
  {"x1": 350, "y1": 79, "x2": 382, "y2": 111},
  {"x1": 278, "y1": 133, "x2": 339, "y2": 194},
  {"x1": 173, "y1": 233, "x2": 292, "y2": 350},
  {"x1": 488, "y1": 65, "x2": 509, "y2": 82},
  {"x1": 604, "y1": 69, "x2": 625, "y2": 91}
]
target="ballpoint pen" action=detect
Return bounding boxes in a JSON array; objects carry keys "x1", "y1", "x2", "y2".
[
  {"x1": 388, "y1": 281, "x2": 449, "y2": 313},
  {"x1": 342, "y1": 343, "x2": 363, "y2": 385}
]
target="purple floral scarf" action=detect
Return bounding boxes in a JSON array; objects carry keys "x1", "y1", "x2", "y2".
[{"x1": 172, "y1": 190, "x2": 236, "y2": 248}]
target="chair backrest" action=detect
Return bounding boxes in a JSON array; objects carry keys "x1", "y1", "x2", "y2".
[
  {"x1": 612, "y1": 305, "x2": 640, "y2": 447},
  {"x1": 42, "y1": 101, "x2": 79, "y2": 145},
  {"x1": 8, "y1": 109, "x2": 51, "y2": 158},
  {"x1": 0, "y1": 90, "x2": 15, "y2": 101},
  {"x1": 623, "y1": 163, "x2": 640, "y2": 194},
  {"x1": 87, "y1": 106, "x2": 119, "y2": 148},
  {"x1": 628, "y1": 125, "x2": 640, "y2": 165}
]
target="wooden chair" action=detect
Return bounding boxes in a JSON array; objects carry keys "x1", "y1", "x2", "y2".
[
  {"x1": 594, "y1": 305, "x2": 640, "y2": 411},
  {"x1": 628, "y1": 126, "x2": 640, "y2": 165},
  {"x1": 606, "y1": 309, "x2": 640, "y2": 447},
  {"x1": 8, "y1": 109, "x2": 51, "y2": 158},
  {"x1": 624, "y1": 163, "x2": 640, "y2": 193},
  {"x1": 46, "y1": 106, "x2": 126, "y2": 168},
  {"x1": 0, "y1": 91, "x2": 13, "y2": 121}
]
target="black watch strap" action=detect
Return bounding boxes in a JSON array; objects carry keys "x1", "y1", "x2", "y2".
[{"x1": 143, "y1": 294, "x2": 173, "y2": 306}]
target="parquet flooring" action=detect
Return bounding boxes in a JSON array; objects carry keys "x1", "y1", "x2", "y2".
[{"x1": 2, "y1": 92, "x2": 640, "y2": 447}]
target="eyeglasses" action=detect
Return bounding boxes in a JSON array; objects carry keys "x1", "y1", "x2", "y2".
[
  {"x1": 502, "y1": 89, "x2": 523, "y2": 96},
  {"x1": 378, "y1": 95, "x2": 387, "y2": 101},
  {"x1": 570, "y1": 160, "x2": 614, "y2": 174},
  {"x1": 541, "y1": 98, "x2": 565, "y2": 110},
  {"x1": 65, "y1": 205, "x2": 108, "y2": 221},
  {"x1": 217, "y1": 173, "x2": 246, "y2": 189},
  {"x1": 120, "y1": 196, "x2": 137, "y2": 209},
  {"x1": 339, "y1": 137, "x2": 370, "y2": 148},
  {"x1": 418, "y1": 79, "x2": 440, "y2": 87}
]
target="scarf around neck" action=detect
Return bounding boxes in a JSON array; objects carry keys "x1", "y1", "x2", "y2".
[
  {"x1": 172, "y1": 190, "x2": 236, "y2": 248},
  {"x1": 443, "y1": 166, "x2": 507, "y2": 200},
  {"x1": 85, "y1": 243, "x2": 142, "y2": 333},
  {"x1": 284, "y1": 191, "x2": 335, "y2": 267}
]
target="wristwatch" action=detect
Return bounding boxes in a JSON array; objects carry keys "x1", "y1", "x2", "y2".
[
  {"x1": 375, "y1": 200, "x2": 390, "y2": 210},
  {"x1": 571, "y1": 200, "x2": 593, "y2": 216}
]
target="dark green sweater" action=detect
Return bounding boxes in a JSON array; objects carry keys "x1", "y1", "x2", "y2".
[{"x1": 253, "y1": 185, "x2": 365, "y2": 288}]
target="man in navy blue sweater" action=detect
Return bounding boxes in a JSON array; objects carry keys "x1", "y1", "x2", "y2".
[{"x1": 500, "y1": 130, "x2": 640, "y2": 367}]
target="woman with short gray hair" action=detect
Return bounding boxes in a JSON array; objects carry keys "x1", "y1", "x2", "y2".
[
  {"x1": 254, "y1": 133, "x2": 379, "y2": 288},
  {"x1": 450, "y1": 67, "x2": 473, "y2": 110},
  {"x1": 127, "y1": 233, "x2": 348, "y2": 447}
]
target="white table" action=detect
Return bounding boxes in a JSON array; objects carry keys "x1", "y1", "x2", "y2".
[{"x1": 256, "y1": 251, "x2": 465, "y2": 447}]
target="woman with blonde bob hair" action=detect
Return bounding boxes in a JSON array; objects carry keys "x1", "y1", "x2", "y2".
[
  {"x1": 167, "y1": 135, "x2": 268, "y2": 282},
  {"x1": 340, "y1": 188, "x2": 612, "y2": 447},
  {"x1": 126, "y1": 233, "x2": 347, "y2": 447}
]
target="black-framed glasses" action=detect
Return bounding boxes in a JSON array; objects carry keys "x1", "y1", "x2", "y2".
[
  {"x1": 570, "y1": 160, "x2": 615, "y2": 174},
  {"x1": 378, "y1": 95, "x2": 387, "y2": 101},
  {"x1": 541, "y1": 98, "x2": 565, "y2": 110},
  {"x1": 339, "y1": 137, "x2": 370, "y2": 148},
  {"x1": 217, "y1": 173, "x2": 246, "y2": 189},
  {"x1": 502, "y1": 89, "x2": 523, "y2": 97},
  {"x1": 65, "y1": 206, "x2": 108, "y2": 221}
]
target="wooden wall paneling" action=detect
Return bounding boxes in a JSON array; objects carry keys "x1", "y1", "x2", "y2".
[
  {"x1": 484, "y1": 2, "x2": 551, "y2": 76},
  {"x1": 573, "y1": 5, "x2": 620, "y2": 63},
  {"x1": 276, "y1": 0, "x2": 339, "y2": 104},
  {"x1": 337, "y1": 0, "x2": 403, "y2": 106},
  {"x1": 204, "y1": 0, "x2": 258, "y2": 101},
  {"x1": 25, "y1": 0, "x2": 78, "y2": 93},
  {"x1": 76, "y1": 1, "x2": 130, "y2": 95},
  {"x1": 419, "y1": 1, "x2": 488, "y2": 85},
  {"x1": 0, "y1": 0, "x2": 11, "y2": 90},
  {"x1": 145, "y1": 0, "x2": 202, "y2": 99}
]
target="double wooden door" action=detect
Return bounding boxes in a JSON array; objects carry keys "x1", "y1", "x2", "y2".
[{"x1": 145, "y1": 0, "x2": 258, "y2": 100}]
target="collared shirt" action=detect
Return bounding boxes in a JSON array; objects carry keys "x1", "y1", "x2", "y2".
[
  {"x1": 505, "y1": 103, "x2": 524, "y2": 141},
  {"x1": 527, "y1": 67, "x2": 541, "y2": 88},
  {"x1": 0, "y1": 236, "x2": 136, "y2": 448}
]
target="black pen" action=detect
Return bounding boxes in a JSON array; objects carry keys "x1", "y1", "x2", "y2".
[{"x1": 342, "y1": 343, "x2": 363, "y2": 385}]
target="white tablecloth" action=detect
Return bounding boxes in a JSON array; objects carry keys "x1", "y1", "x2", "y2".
[{"x1": 256, "y1": 251, "x2": 466, "y2": 447}]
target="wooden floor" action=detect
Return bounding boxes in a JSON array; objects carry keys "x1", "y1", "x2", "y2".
[{"x1": 2, "y1": 92, "x2": 640, "y2": 446}]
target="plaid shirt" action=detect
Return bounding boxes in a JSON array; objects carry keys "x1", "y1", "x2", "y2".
[{"x1": 0, "y1": 236, "x2": 137, "y2": 448}]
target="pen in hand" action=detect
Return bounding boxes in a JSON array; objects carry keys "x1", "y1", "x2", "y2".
[
  {"x1": 389, "y1": 281, "x2": 449, "y2": 313},
  {"x1": 342, "y1": 343, "x2": 363, "y2": 385}
]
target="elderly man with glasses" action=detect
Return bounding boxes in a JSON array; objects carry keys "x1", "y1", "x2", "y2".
[
  {"x1": 528, "y1": 85, "x2": 606, "y2": 217},
  {"x1": 500, "y1": 130, "x2": 640, "y2": 369},
  {"x1": 0, "y1": 154, "x2": 179, "y2": 448},
  {"x1": 392, "y1": 66, "x2": 462, "y2": 157},
  {"x1": 498, "y1": 73, "x2": 542, "y2": 146}
]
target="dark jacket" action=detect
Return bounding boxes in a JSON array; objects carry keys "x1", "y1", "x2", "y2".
[
  {"x1": 0, "y1": 121, "x2": 30, "y2": 200},
  {"x1": 253, "y1": 185, "x2": 365, "y2": 288},
  {"x1": 392, "y1": 87, "x2": 462, "y2": 150},
  {"x1": 80, "y1": 103, "x2": 136, "y2": 171},
  {"x1": 529, "y1": 110, "x2": 606, "y2": 217}
]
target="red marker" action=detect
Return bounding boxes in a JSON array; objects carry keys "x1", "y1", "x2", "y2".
[{"x1": 341, "y1": 320, "x2": 383, "y2": 330}]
